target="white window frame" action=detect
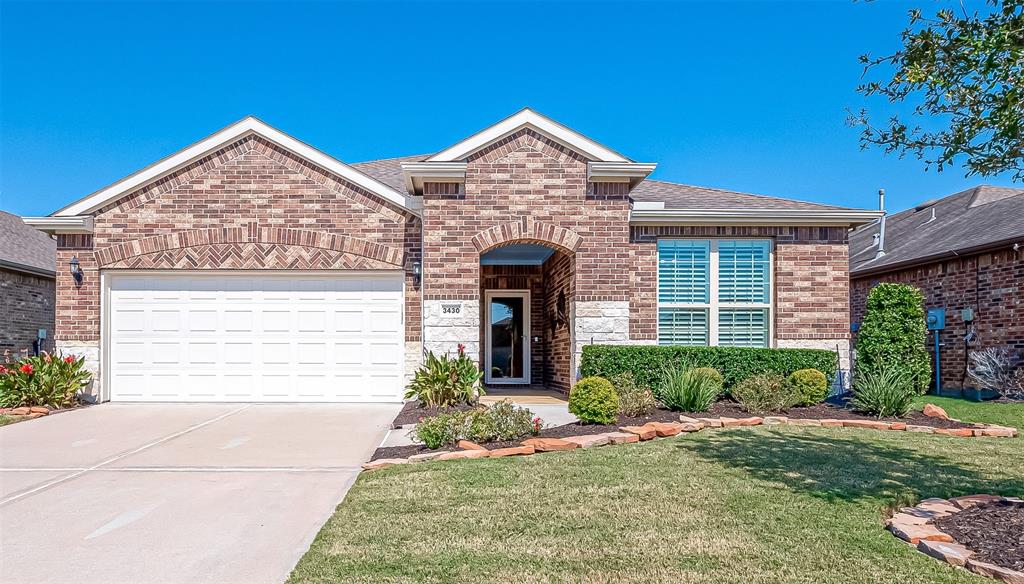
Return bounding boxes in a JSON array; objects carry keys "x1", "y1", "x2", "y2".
[{"x1": 657, "y1": 238, "x2": 774, "y2": 347}]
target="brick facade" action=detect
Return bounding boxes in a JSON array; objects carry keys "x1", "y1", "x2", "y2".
[
  {"x1": 851, "y1": 247, "x2": 1024, "y2": 390},
  {"x1": 629, "y1": 225, "x2": 851, "y2": 342},
  {"x1": 54, "y1": 135, "x2": 421, "y2": 350},
  {"x1": 0, "y1": 268, "x2": 55, "y2": 355}
]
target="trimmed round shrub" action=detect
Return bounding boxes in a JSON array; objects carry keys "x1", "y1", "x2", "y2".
[
  {"x1": 732, "y1": 373, "x2": 801, "y2": 414},
  {"x1": 611, "y1": 372, "x2": 656, "y2": 417},
  {"x1": 787, "y1": 368, "x2": 829, "y2": 405},
  {"x1": 856, "y1": 283, "x2": 931, "y2": 394},
  {"x1": 690, "y1": 367, "x2": 724, "y2": 392},
  {"x1": 569, "y1": 376, "x2": 619, "y2": 425}
]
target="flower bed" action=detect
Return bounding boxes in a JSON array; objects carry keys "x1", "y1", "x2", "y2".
[{"x1": 887, "y1": 495, "x2": 1024, "y2": 583}]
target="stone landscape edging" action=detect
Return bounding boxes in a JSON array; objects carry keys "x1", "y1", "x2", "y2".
[
  {"x1": 887, "y1": 495, "x2": 1024, "y2": 584},
  {"x1": 362, "y1": 414, "x2": 1019, "y2": 471}
]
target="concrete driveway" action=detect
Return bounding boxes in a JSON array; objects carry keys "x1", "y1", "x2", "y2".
[{"x1": 0, "y1": 403, "x2": 399, "y2": 584}]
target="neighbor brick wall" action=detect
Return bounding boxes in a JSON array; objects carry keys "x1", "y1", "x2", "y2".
[
  {"x1": 421, "y1": 129, "x2": 631, "y2": 304},
  {"x1": 0, "y1": 268, "x2": 55, "y2": 355},
  {"x1": 851, "y1": 247, "x2": 1024, "y2": 389},
  {"x1": 54, "y1": 135, "x2": 422, "y2": 344},
  {"x1": 629, "y1": 226, "x2": 850, "y2": 344}
]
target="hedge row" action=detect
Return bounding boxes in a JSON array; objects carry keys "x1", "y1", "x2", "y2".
[{"x1": 579, "y1": 345, "x2": 838, "y2": 391}]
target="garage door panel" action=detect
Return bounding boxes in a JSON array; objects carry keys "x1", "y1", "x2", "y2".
[{"x1": 108, "y1": 273, "x2": 405, "y2": 402}]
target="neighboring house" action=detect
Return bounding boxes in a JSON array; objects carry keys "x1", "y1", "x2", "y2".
[
  {"x1": 850, "y1": 185, "x2": 1024, "y2": 391},
  {"x1": 25, "y1": 109, "x2": 879, "y2": 402},
  {"x1": 0, "y1": 211, "x2": 56, "y2": 355}
]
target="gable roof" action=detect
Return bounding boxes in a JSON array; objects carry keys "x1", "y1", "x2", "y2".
[
  {"x1": 51, "y1": 117, "x2": 415, "y2": 218},
  {"x1": 850, "y1": 185, "x2": 1024, "y2": 276},
  {"x1": 426, "y1": 108, "x2": 630, "y2": 163},
  {"x1": 0, "y1": 211, "x2": 56, "y2": 277}
]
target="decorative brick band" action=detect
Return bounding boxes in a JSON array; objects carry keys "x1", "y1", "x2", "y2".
[
  {"x1": 94, "y1": 225, "x2": 403, "y2": 268},
  {"x1": 471, "y1": 220, "x2": 583, "y2": 255}
]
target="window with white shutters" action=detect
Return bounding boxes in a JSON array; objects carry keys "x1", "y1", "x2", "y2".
[{"x1": 657, "y1": 239, "x2": 772, "y2": 347}]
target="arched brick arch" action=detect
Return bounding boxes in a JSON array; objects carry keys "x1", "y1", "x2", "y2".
[
  {"x1": 471, "y1": 221, "x2": 582, "y2": 255},
  {"x1": 94, "y1": 226, "x2": 403, "y2": 267}
]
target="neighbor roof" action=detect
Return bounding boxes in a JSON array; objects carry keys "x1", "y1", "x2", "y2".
[
  {"x1": 352, "y1": 156, "x2": 848, "y2": 212},
  {"x1": 850, "y1": 185, "x2": 1024, "y2": 276},
  {"x1": 0, "y1": 211, "x2": 56, "y2": 277}
]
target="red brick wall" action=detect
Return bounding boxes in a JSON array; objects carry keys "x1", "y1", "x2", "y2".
[
  {"x1": 421, "y1": 129, "x2": 631, "y2": 303},
  {"x1": 543, "y1": 251, "x2": 574, "y2": 392},
  {"x1": 0, "y1": 268, "x2": 55, "y2": 354},
  {"x1": 851, "y1": 247, "x2": 1024, "y2": 389},
  {"x1": 55, "y1": 235, "x2": 97, "y2": 343},
  {"x1": 54, "y1": 135, "x2": 421, "y2": 343},
  {"x1": 629, "y1": 226, "x2": 850, "y2": 343}
]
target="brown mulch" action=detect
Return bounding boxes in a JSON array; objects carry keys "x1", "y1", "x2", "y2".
[
  {"x1": 934, "y1": 500, "x2": 1024, "y2": 571},
  {"x1": 373, "y1": 399, "x2": 982, "y2": 461}
]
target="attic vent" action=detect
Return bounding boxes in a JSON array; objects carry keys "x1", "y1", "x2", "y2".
[{"x1": 914, "y1": 199, "x2": 938, "y2": 212}]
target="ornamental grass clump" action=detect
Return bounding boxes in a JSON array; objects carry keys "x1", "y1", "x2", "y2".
[
  {"x1": 569, "y1": 377, "x2": 619, "y2": 424},
  {"x1": 659, "y1": 366, "x2": 722, "y2": 412},
  {"x1": 850, "y1": 368, "x2": 917, "y2": 418},
  {"x1": 732, "y1": 373, "x2": 801, "y2": 414}
]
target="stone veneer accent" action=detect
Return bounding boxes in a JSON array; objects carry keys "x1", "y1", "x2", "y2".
[
  {"x1": 776, "y1": 338, "x2": 851, "y2": 389},
  {"x1": 423, "y1": 300, "x2": 481, "y2": 363},
  {"x1": 55, "y1": 339, "x2": 100, "y2": 401},
  {"x1": 573, "y1": 301, "x2": 631, "y2": 378}
]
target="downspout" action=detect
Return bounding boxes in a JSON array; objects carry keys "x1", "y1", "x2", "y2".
[{"x1": 875, "y1": 189, "x2": 886, "y2": 259}]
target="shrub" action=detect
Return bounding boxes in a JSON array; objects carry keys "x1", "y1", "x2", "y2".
[
  {"x1": 580, "y1": 345, "x2": 838, "y2": 392},
  {"x1": 569, "y1": 377, "x2": 619, "y2": 424},
  {"x1": 0, "y1": 352, "x2": 91, "y2": 409},
  {"x1": 659, "y1": 366, "x2": 721, "y2": 412},
  {"x1": 405, "y1": 346, "x2": 484, "y2": 407},
  {"x1": 787, "y1": 368, "x2": 829, "y2": 406},
  {"x1": 850, "y1": 368, "x2": 917, "y2": 418},
  {"x1": 410, "y1": 399, "x2": 538, "y2": 448},
  {"x1": 967, "y1": 347, "x2": 1022, "y2": 398},
  {"x1": 731, "y1": 373, "x2": 801, "y2": 414},
  {"x1": 610, "y1": 372, "x2": 656, "y2": 417},
  {"x1": 856, "y1": 283, "x2": 931, "y2": 394}
]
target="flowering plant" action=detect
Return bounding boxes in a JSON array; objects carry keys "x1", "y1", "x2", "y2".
[
  {"x1": 532, "y1": 416, "x2": 542, "y2": 436},
  {"x1": 0, "y1": 352, "x2": 92, "y2": 409},
  {"x1": 404, "y1": 349, "x2": 485, "y2": 407}
]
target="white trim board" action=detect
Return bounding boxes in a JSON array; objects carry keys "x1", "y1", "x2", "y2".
[
  {"x1": 427, "y1": 108, "x2": 630, "y2": 163},
  {"x1": 52, "y1": 117, "x2": 417, "y2": 218}
]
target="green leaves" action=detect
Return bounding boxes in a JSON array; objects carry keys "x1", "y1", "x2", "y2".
[
  {"x1": 659, "y1": 366, "x2": 722, "y2": 413},
  {"x1": 852, "y1": 0, "x2": 1024, "y2": 179},
  {"x1": 0, "y1": 353, "x2": 91, "y2": 409},
  {"x1": 568, "y1": 377, "x2": 619, "y2": 425},
  {"x1": 850, "y1": 368, "x2": 917, "y2": 418},
  {"x1": 404, "y1": 351, "x2": 485, "y2": 407},
  {"x1": 855, "y1": 283, "x2": 932, "y2": 395}
]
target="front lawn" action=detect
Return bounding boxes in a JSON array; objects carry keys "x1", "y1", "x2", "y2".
[
  {"x1": 915, "y1": 395, "x2": 1024, "y2": 428},
  {"x1": 290, "y1": 400, "x2": 1023, "y2": 584}
]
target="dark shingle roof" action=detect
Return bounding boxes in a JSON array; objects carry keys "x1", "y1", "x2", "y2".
[
  {"x1": 850, "y1": 185, "x2": 1024, "y2": 275},
  {"x1": 351, "y1": 155, "x2": 851, "y2": 212},
  {"x1": 0, "y1": 211, "x2": 56, "y2": 276}
]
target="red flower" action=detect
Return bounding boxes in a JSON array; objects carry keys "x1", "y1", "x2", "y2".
[
  {"x1": 19, "y1": 363, "x2": 34, "y2": 375},
  {"x1": 457, "y1": 343, "x2": 466, "y2": 356},
  {"x1": 64, "y1": 356, "x2": 75, "y2": 364},
  {"x1": 0, "y1": 365, "x2": 6, "y2": 374}
]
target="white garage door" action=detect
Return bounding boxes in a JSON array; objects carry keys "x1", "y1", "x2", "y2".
[{"x1": 106, "y1": 272, "x2": 405, "y2": 402}]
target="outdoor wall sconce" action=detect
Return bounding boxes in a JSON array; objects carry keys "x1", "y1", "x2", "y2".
[
  {"x1": 412, "y1": 261, "x2": 421, "y2": 287},
  {"x1": 69, "y1": 256, "x2": 83, "y2": 286}
]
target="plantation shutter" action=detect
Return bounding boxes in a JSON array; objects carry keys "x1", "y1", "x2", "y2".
[
  {"x1": 718, "y1": 240, "x2": 770, "y2": 304},
  {"x1": 718, "y1": 309, "x2": 769, "y2": 348},
  {"x1": 657, "y1": 240, "x2": 710, "y2": 304},
  {"x1": 658, "y1": 309, "x2": 709, "y2": 346}
]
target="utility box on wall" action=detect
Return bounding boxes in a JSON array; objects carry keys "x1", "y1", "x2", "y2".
[{"x1": 926, "y1": 308, "x2": 945, "y2": 331}]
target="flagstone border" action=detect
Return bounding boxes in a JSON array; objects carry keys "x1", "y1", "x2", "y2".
[
  {"x1": 362, "y1": 415, "x2": 1019, "y2": 471},
  {"x1": 887, "y1": 495, "x2": 1024, "y2": 584}
]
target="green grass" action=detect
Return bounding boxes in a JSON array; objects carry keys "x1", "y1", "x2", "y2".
[
  {"x1": 914, "y1": 395, "x2": 1024, "y2": 428},
  {"x1": 290, "y1": 400, "x2": 1024, "y2": 584},
  {"x1": 0, "y1": 414, "x2": 22, "y2": 427}
]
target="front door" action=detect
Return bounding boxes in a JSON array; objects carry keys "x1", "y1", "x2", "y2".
[{"x1": 484, "y1": 290, "x2": 530, "y2": 384}]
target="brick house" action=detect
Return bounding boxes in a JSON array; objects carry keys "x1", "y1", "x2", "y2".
[
  {"x1": 0, "y1": 211, "x2": 56, "y2": 355},
  {"x1": 850, "y1": 185, "x2": 1024, "y2": 391},
  {"x1": 26, "y1": 109, "x2": 879, "y2": 402}
]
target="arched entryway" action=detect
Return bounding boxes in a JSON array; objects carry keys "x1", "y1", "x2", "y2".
[{"x1": 479, "y1": 242, "x2": 575, "y2": 394}]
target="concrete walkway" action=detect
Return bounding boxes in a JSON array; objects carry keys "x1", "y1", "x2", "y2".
[{"x1": 0, "y1": 402, "x2": 399, "y2": 584}]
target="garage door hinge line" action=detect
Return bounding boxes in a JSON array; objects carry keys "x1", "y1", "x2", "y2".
[{"x1": 0, "y1": 405, "x2": 251, "y2": 507}]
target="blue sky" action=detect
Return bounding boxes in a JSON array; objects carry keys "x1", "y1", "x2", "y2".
[{"x1": 1, "y1": 0, "x2": 1015, "y2": 217}]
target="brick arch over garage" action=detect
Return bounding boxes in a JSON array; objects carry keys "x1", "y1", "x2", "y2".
[
  {"x1": 471, "y1": 221, "x2": 582, "y2": 255},
  {"x1": 95, "y1": 226, "x2": 404, "y2": 269}
]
